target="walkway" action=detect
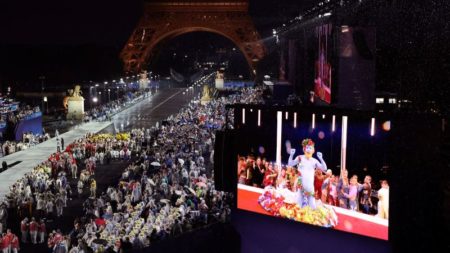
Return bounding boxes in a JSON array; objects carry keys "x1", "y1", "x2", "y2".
[{"x1": 0, "y1": 86, "x2": 200, "y2": 199}]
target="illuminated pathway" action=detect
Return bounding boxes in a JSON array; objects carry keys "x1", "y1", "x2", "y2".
[{"x1": 0, "y1": 85, "x2": 200, "y2": 199}]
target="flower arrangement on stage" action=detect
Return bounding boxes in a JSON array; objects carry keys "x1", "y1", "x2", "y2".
[
  {"x1": 258, "y1": 187, "x2": 338, "y2": 228},
  {"x1": 115, "y1": 133, "x2": 130, "y2": 141},
  {"x1": 86, "y1": 133, "x2": 130, "y2": 142},
  {"x1": 258, "y1": 188, "x2": 285, "y2": 216},
  {"x1": 88, "y1": 133, "x2": 114, "y2": 142}
]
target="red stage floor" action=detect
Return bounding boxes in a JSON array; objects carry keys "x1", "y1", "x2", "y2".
[{"x1": 237, "y1": 184, "x2": 388, "y2": 240}]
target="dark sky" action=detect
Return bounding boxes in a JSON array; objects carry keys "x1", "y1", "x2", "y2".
[
  {"x1": 0, "y1": 0, "x2": 313, "y2": 46},
  {"x1": 1, "y1": 0, "x2": 448, "y2": 115},
  {"x1": 0, "y1": 0, "x2": 143, "y2": 46},
  {"x1": 0, "y1": 0, "x2": 314, "y2": 87}
]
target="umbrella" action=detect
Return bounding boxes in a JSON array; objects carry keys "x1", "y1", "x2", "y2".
[
  {"x1": 92, "y1": 238, "x2": 108, "y2": 246},
  {"x1": 151, "y1": 161, "x2": 161, "y2": 166},
  {"x1": 160, "y1": 199, "x2": 170, "y2": 204},
  {"x1": 148, "y1": 179, "x2": 156, "y2": 186},
  {"x1": 187, "y1": 187, "x2": 196, "y2": 195},
  {"x1": 95, "y1": 218, "x2": 106, "y2": 227}
]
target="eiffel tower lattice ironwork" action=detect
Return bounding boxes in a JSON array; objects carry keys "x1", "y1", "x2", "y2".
[{"x1": 120, "y1": 0, "x2": 265, "y2": 74}]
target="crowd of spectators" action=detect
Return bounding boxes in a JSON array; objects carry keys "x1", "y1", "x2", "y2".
[
  {"x1": 83, "y1": 91, "x2": 150, "y2": 122},
  {"x1": 0, "y1": 133, "x2": 51, "y2": 157},
  {"x1": 0, "y1": 86, "x2": 264, "y2": 252}
]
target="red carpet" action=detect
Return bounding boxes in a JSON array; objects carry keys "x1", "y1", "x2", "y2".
[{"x1": 237, "y1": 186, "x2": 388, "y2": 240}]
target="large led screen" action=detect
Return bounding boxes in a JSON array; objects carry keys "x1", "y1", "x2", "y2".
[
  {"x1": 236, "y1": 109, "x2": 390, "y2": 240},
  {"x1": 314, "y1": 24, "x2": 333, "y2": 104}
]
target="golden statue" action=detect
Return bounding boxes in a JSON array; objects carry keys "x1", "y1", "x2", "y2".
[
  {"x1": 216, "y1": 71, "x2": 224, "y2": 79},
  {"x1": 64, "y1": 84, "x2": 85, "y2": 120},
  {"x1": 201, "y1": 85, "x2": 212, "y2": 105},
  {"x1": 72, "y1": 85, "x2": 83, "y2": 98},
  {"x1": 63, "y1": 85, "x2": 83, "y2": 109}
]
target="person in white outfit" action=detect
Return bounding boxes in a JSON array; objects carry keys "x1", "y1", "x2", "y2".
[{"x1": 377, "y1": 180, "x2": 389, "y2": 219}]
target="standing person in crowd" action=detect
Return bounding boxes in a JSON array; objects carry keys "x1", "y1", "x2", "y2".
[
  {"x1": 314, "y1": 169, "x2": 325, "y2": 200},
  {"x1": 238, "y1": 170, "x2": 246, "y2": 184},
  {"x1": 39, "y1": 219, "x2": 46, "y2": 244},
  {"x1": 4, "y1": 229, "x2": 16, "y2": 253},
  {"x1": 61, "y1": 138, "x2": 65, "y2": 151},
  {"x1": 10, "y1": 231, "x2": 20, "y2": 253},
  {"x1": 252, "y1": 157, "x2": 265, "y2": 188},
  {"x1": 71, "y1": 163, "x2": 77, "y2": 179},
  {"x1": 29, "y1": 217, "x2": 38, "y2": 244},
  {"x1": 320, "y1": 169, "x2": 333, "y2": 203},
  {"x1": 262, "y1": 163, "x2": 277, "y2": 187},
  {"x1": 359, "y1": 175, "x2": 373, "y2": 214},
  {"x1": 345, "y1": 175, "x2": 359, "y2": 211},
  {"x1": 377, "y1": 180, "x2": 389, "y2": 219},
  {"x1": 276, "y1": 166, "x2": 288, "y2": 189},
  {"x1": 46, "y1": 198, "x2": 54, "y2": 221},
  {"x1": 77, "y1": 180, "x2": 84, "y2": 198},
  {"x1": 287, "y1": 139, "x2": 328, "y2": 209},
  {"x1": 245, "y1": 160, "x2": 253, "y2": 186},
  {"x1": 90, "y1": 179, "x2": 97, "y2": 198},
  {"x1": 0, "y1": 233, "x2": 6, "y2": 253},
  {"x1": 337, "y1": 169, "x2": 349, "y2": 209},
  {"x1": 327, "y1": 175, "x2": 338, "y2": 206},
  {"x1": 20, "y1": 218, "x2": 28, "y2": 243}
]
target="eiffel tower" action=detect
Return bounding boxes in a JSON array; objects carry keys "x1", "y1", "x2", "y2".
[{"x1": 120, "y1": 0, "x2": 265, "y2": 74}]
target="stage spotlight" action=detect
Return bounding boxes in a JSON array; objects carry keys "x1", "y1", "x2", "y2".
[
  {"x1": 382, "y1": 121, "x2": 391, "y2": 131},
  {"x1": 332, "y1": 115, "x2": 336, "y2": 132},
  {"x1": 258, "y1": 110, "x2": 261, "y2": 126},
  {"x1": 341, "y1": 116, "x2": 348, "y2": 170},
  {"x1": 312, "y1": 113, "x2": 316, "y2": 129},
  {"x1": 370, "y1": 118, "x2": 376, "y2": 136},
  {"x1": 276, "y1": 111, "x2": 283, "y2": 165},
  {"x1": 294, "y1": 112, "x2": 297, "y2": 128}
]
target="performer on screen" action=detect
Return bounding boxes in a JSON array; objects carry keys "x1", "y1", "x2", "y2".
[{"x1": 288, "y1": 139, "x2": 328, "y2": 209}]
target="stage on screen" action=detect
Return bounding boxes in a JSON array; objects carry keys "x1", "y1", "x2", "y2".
[{"x1": 233, "y1": 107, "x2": 390, "y2": 240}]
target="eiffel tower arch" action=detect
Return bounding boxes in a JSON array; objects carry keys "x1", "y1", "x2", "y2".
[{"x1": 120, "y1": 0, "x2": 265, "y2": 74}]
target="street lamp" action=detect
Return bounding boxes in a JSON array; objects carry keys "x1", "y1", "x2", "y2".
[
  {"x1": 43, "y1": 96, "x2": 48, "y2": 114},
  {"x1": 89, "y1": 86, "x2": 94, "y2": 109},
  {"x1": 39, "y1": 76, "x2": 45, "y2": 111}
]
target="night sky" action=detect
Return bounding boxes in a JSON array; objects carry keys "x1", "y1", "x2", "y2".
[
  {"x1": 0, "y1": 0, "x2": 311, "y2": 46},
  {"x1": 0, "y1": 0, "x2": 311, "y2": 87},
  {"x1": 0, "y1": 0, "x2": 449, "y2": 114}
]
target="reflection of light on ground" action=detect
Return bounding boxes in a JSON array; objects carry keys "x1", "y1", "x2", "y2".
[{"x1": 344, "y1": 220, "x2": 353, "y2": 231}]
